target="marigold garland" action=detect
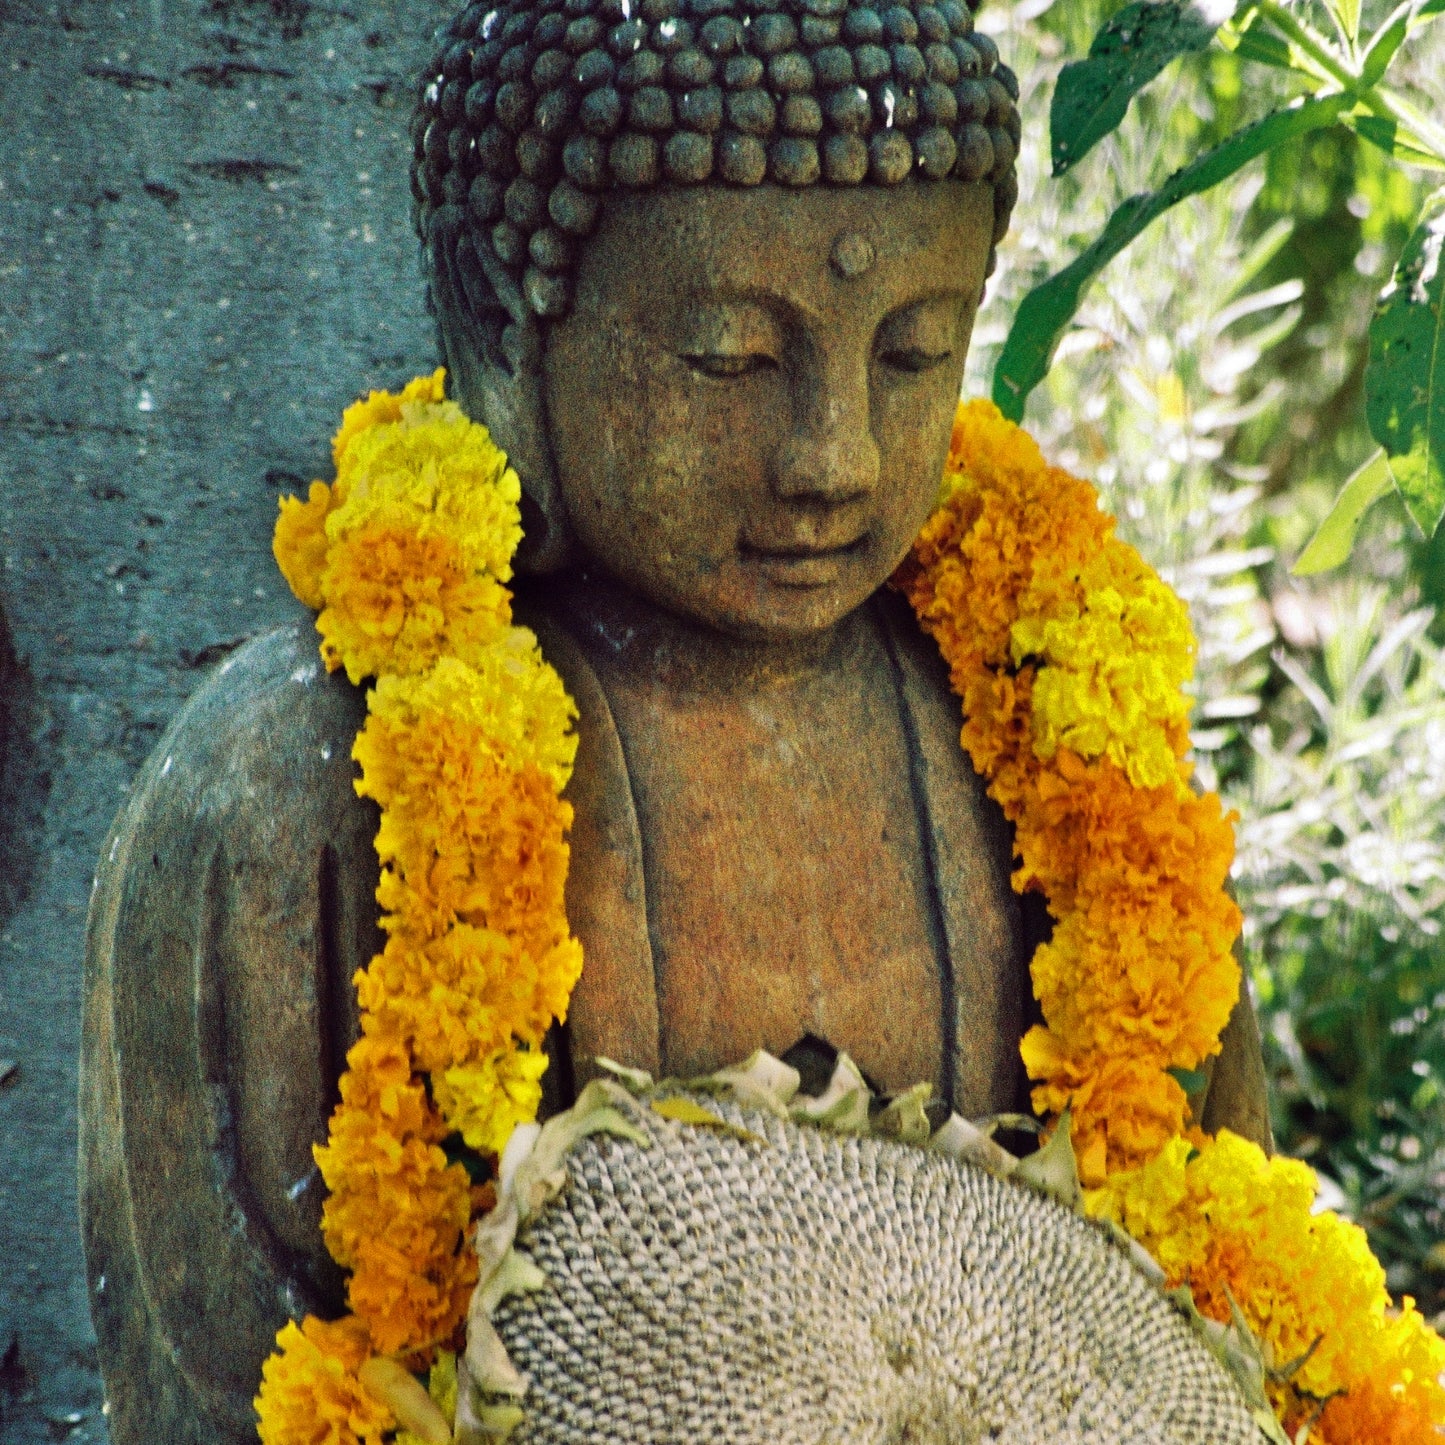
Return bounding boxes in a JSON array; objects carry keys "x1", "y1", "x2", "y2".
[
  {"x1": 1084, "y1": 1131, "x2": 1445, "y2": 1441},
  {"x1": 255, "y1": 376, "x2": 1444, "y2": 1445},
  {"x1": 896, "y1": 400, "x2": 1241, "y2": 1183},
  {"x1": 899, "y1": 398, "x2": 1445, "y2": 1443},
  {"x1": 257, "y1": 371, "x2": 579, "y2": 1443}
]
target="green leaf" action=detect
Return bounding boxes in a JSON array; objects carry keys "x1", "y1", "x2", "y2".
[
  {"x1": 650, "y1": 1095, "x2": 764, "y2": 1141},
  {"x1": 1231, "y1": 14, "x2": 1296, "y2": 67},
  {"x1": 477, "y1": 1247, "x2": 548, "y2": 1314},
  {"x1": 1375, "y1": 83, "x2": 1445, "y2": 163},
  {"x1": 1359, "y1": 0, "x2": 1413, "y2": 84},
  {"x1": 1228, "y1": 218, "x2": 1295, "y2": 296},
  {"x1": 1349, "y1": 112, "x2": 1445, "y2": 170},
  {"x1": 690, "y1": 1048, "x2": 802, "y2": 1115},
  {"x1": 1167, "y1": 1066, "x2": 1211, "y2": 1095},
  {"x1": 1329, "y1": 0, "x2": 1362, "y2": 45},
  {"x1": 1293, "y1": 450, "x2": 1394, "y2": 574},
  {"x1": 874, "y1": 1082, "x2": 934, "y2": 1145},
  {"x1": 929, "y1": 1111, "x2": 1022, "y2": 1176},
  {"x1": 1051, "y1": 0, "x2": 1225, "y2": 176},
  {"x1": 994, "y1": 94, "x2": 1351, "y2": 420},
  {"x1": 1365, "y1": 189, "x2": 1445, "y2": 534},
  {"x1": 357, "y1": 1358, "x2": 453, "y2": 1445},
  {"x1": 594, "y1": 1056, "x2": 655, "y2": 1092}
]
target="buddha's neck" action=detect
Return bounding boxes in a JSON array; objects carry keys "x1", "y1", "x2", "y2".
[{"x1": 536, "y1": 566, "x2": 864, "y2": 698}]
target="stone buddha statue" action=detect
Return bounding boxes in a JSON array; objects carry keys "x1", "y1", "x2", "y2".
[{"x1": 79, "y1": 2, "x2": 1272, "y2": 1440}]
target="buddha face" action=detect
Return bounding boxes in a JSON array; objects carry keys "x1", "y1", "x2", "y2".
[{"x1": 541, "y1": 181, "x2": 994, "y2": 641}]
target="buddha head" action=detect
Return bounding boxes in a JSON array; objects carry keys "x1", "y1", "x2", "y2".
[{"x1": 412, "y1": 0, "x2": 1019, "y2": 641}]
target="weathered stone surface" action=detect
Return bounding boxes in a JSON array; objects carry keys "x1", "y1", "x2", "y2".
[{"x1": 0, "y1": 3, "x2": 449, "y2": 1439}]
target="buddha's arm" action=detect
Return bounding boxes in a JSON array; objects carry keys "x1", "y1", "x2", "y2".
[{"x1": 80, "y1": 627, "x2": 377, "y2": 1445}]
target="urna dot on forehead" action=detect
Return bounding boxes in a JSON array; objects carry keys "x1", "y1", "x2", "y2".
[{"x1": 411, "y1": 0, "x2": 1022, "y2": 333}]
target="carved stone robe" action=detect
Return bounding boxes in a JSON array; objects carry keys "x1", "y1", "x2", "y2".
[{"x1": 80, "y1": 593, "x2": 1271, "y2": 1445}]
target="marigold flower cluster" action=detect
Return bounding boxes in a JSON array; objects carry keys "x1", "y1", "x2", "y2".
[
  {"x1": 255, "y1": 1315, "x2": 393, "y2": 1445},
  {"x1": 256, "y1": 374, "x2": 581, "y2": 1443},
  {"x1": 273, "y1": 368, "x2": 524, "y2": 684},
  {"x1": 897, "y1": 398, "x2": 1241, "y2": 1183},
  {"x1": 1086, "y1": 1131, "x2": 1445, "y2": 1441},
  {"x1": 902, "y1": 398, "x2": 1445, "y2": 1444}
]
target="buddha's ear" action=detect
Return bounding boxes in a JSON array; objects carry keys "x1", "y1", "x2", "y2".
[{"x1": 426, "y1": 211, "x2": 574, "y2": 572}]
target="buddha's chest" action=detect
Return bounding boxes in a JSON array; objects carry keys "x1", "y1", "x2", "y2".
[{"x1": 601, "y1": 642, "x2": 949, "y2": 1096}]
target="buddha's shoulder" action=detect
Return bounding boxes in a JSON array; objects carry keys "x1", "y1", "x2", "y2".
[
  {"x1": 113, "y1": 624, "x2": 369, "y2": 848},
  {"x1": 155, "y1": 623, "x2": 363, "y2": 786},
  {"x1": 112, "y1": 611, "x2": 612, "y2": 854}
]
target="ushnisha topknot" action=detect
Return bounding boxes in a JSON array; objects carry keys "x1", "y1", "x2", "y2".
[{"x1": 411, "y1": 0, "x2": 1021, "y2": 331}]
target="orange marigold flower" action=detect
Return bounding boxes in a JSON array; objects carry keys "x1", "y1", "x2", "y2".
[
  {"x1": 254, "y1": 1314, "x2": 391, "y2": 1445},
  {"x1": 1021, "y1": 1032, "x2": 1188, "y2": 1183},
  {"x1": 314, "y1": 1037, "x2": 477, "y2": 1357},
  {"x1": 317, "y1": 523, "x2": 514, "y2": 684},
  {"x1": 356, "y1": 923, "x2": 582, "y2": 1079},
  {"x1": 360, "y1": 734, "x2": 575, "y2": 956}
]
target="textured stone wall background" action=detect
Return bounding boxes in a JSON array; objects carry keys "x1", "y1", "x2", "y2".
[{"x1": 0, "y1": 2, "x2": 450, "y2": 1438}]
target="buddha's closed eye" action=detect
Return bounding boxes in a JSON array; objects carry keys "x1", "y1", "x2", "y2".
[
  {"x1": 682, "y1": 352, "x2": 781, "y2": 380},
  {"x1": 875, "y1": 300, "x2": 965, "y2": 376},
  {"x1": 878, "y1": 345, "x2": 954, "y2": 374}
]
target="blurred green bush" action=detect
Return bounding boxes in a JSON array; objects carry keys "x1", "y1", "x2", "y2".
[{"x1": 973, "y1": 0, "x2": 1445, "y2": 1314}]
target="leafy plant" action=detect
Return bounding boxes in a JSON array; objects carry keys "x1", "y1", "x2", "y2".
[
  {"x1": 994, "y1": 0, "x2": 1445, "y2": 550},
  {"x1": 965, "y1": 4, "x2": 1445, "y2": 1310},
  {"x1": 1234, "y1": 583, "x2": 1445, "y2": 1311}
]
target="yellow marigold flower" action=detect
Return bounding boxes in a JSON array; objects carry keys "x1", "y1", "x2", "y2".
[
  {"x1": 356, "y1": 925, "x2": 582, "y2": 1079},
  {"x1": 273, "y1": 480, "x2": 338, "y2": 612},
  {"x1": 332, "y1": 368, "x2": 447, "y2": 475},
  {"x1": 1015, "y1": 569, "x2": 1195, "y2": 790},
  {"x1": 254, "y1": 1314, "x2": 392, "y2": 1445},
  {"x1": 361, "y1": 642, "x2": 579, "y2": 796},
  {"x1": 316, "y1": 404, "x2": 523, "y2": 683},
  {"x1": 314, "y1": 1037, "x2": 477, "y2": 1357},
  {"x1": 1085, "y1": 1130, "x2": 1445, "y2": 1437},
  {"x1": 433, "y1": 1045, "x2": 552, "y2": 1155},
  {"x1": 333, "y1": 397, "x2": 520, "y2": 577}
]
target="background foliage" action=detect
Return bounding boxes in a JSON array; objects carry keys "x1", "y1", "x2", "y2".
[{"x1": 969, "y1": 0, "x2": 1445, "y2": 1314}]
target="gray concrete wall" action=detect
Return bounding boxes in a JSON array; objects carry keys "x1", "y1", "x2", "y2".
[{"x1": 0, "y1": 2, "x2": 451, "y2": 1438}]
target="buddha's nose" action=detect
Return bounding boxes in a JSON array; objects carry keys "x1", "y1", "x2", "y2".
[{"x1": 771, "y1": 360, "x2": 881, "y2": 504}]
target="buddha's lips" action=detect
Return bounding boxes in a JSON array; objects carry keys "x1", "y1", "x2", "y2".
[{"x1": 739, "y1": 533, "x2": 869, "y2": 588}]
